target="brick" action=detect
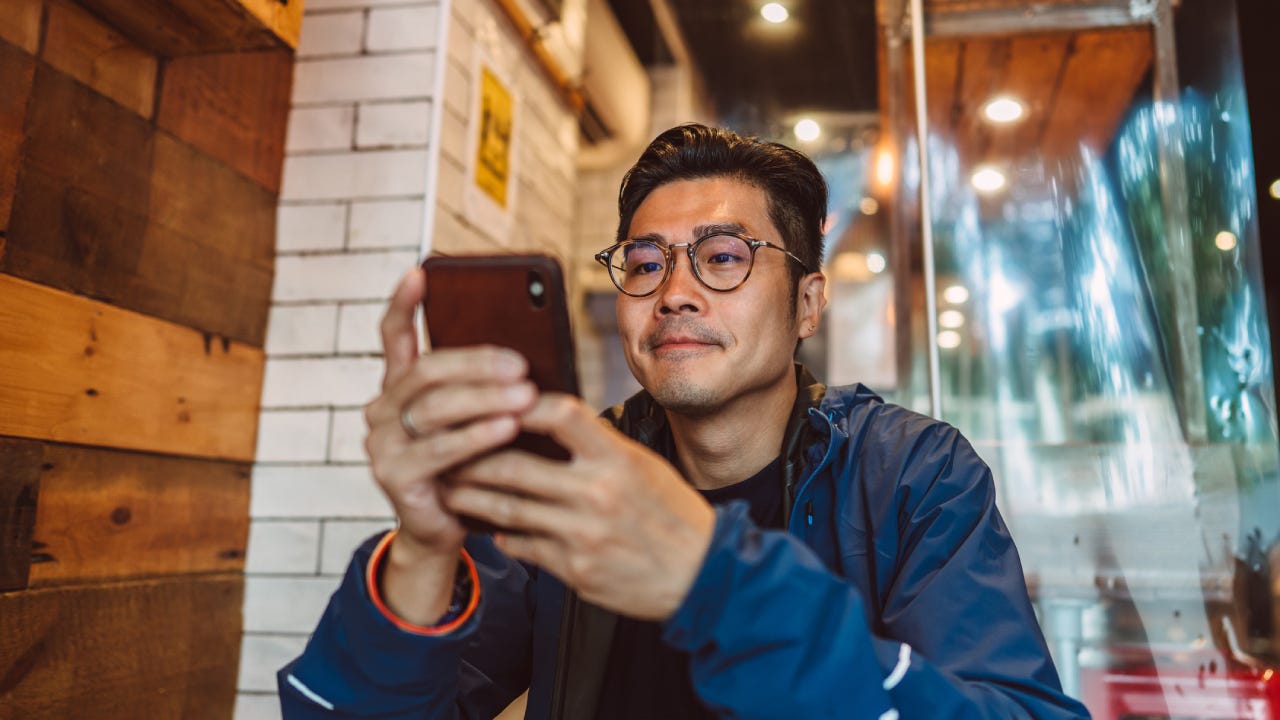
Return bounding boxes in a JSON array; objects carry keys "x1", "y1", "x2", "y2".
[
  {"x1": 250, "y1": 465, "x2": 392, "y2": 518},
  {"x1": 243, "y1": 576, "x2": 338, "y2": 633},
  {"x1": 0, "y1": 0, "x2": 42, "y2": 54},
  {"x1": 356, "y1": 100, "x2": 431, "y2": 148},
  {"x1": 246, "y1": 520, "x2": 321, "y2": 574},
  {"x1": 280, "y1": 150, "x2": 429, "y2": 201},
  {"x1": 234, "y1": 694, "x2": 281, "y2": 720},
  {"x1": 348, "y1": 199, "x2": 423, "y2": 249},
  {"x1": 265, "y1": 304, "x2": 340, "y2": 356},
  {"x1": 297, "y1": 11, "x2": 364, "y2": 57},
  {"x1": 260, "y1": 357, "x2": 385, "y2": 408},
  {"x1": 320, "y1": 520, "x2": 394, "y2": 575},
  {"x1": 255, "y1": 410, "x2": 331, "y2": 462},
  {"x1": 366, "y1": 5, "x2": 440, "y2": 52},
  {"x1": 285, "y1": 105, "x2": 355, "y2": 152},
  {"x1": 239, "y1": 634, "x2": 309, "y2": 692},
  {"x1": 336, "y1": 302, "x2": 386, "y2": 354},
  {"x1": 272, "y1": 250, "x2": 418, "y2": 302},
  {"x1": 277, "y1": 202, "x2": 348, "y2": 252},
  {"x1": 445, "y1": 9, "x2": 474, "y2": 69},
  {"x1": 439, "y1": 106, "x2": 468, "y2": 167},
  {"x1": 442, "y1": 57, "x2": 469, "y2": 117},
  {"x1": 328, "y1": 409, "x2": 368, "y2": 463},
  {"x1": 293, "y1": 53, "x2": 434, "y2": 104}
]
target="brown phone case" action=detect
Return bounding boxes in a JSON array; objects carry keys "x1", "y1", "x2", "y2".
[{"x1": 421, "y1": 253, "x2": 580, "y2": 463}]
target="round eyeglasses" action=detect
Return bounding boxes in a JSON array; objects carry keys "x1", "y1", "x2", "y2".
[{"x1": 594, "y1": 231, "x2": 810, "y2": 298}]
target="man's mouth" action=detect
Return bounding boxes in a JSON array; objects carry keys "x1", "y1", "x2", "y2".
[{"x1": 642, "y1": 323, "x2": 727, "y2": 354}]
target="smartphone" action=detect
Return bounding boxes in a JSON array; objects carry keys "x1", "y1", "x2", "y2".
[{"x1": 421, "y1": 254, "x2": 580, "y2": 465}]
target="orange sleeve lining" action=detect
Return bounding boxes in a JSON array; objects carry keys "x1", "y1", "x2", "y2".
[{"x1": 365, "y1": 530, "x2": 481, "y2": 636}]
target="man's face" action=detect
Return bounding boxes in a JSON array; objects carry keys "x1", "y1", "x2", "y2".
[{"x1": 616, "y1": 176, "x2": 824, "y2": 417}]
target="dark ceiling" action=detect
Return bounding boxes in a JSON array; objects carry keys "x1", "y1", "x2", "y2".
[{"x1": 606, "y1": 0, "x2": 880, "y2": 127}]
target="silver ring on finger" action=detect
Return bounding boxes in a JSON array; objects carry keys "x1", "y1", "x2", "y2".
[{"x1": 400, "y1": 406, "x2": 422, "y2": 439}]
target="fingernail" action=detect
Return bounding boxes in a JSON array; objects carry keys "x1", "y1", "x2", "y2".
[
  {"x1": 495, "y1": 350, "x2": 526, "y2": 376},
  {"x1": 506, "y1": 382, "x2": 534, "y2": 403}
]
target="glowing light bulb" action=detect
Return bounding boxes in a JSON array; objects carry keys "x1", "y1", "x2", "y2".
[
  {"x1": 866, "y1": 251, "x2": 887, "y2": 274},
  {"x1": 1215, "y1": 231, "x2": 1237, "y2": 251},
  {"x1": 1269, "y1": 179, "x2": 1280, "y2": 200},
  {"x1": 859, "y1": 197, "x2": 880, "y2": 215},
  {"x1": 761, "y1": 3, "x2": 789, "y2": 23},
  {"x1": 794, "y1": 118, "x2": 820, "y2": 142},
  {"x1": 971, "y1": 166, "x2": 1007, "y2": 194},
  {"x1": 937, "y1": 330, "x2": 962, "y2": 349},
  {"x1": 939, "y1": 310, "x2": 965, "y2": 329},
  {"x1": 983, "y1": 97, "x2": 1025, "y2": 124},
  {"x1": 943, "y1": 285, "x2": 969, "y2": 304}
]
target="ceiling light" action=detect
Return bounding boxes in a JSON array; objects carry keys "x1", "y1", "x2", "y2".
[
  {"x1": 1270, "y1": 179, "x2": 1280, "y2": 200},
  {"x1": 983, "y1": 97, "x2": 1025, "y2": 124},
  {"x1": 859, "y1": 197, "x2": 880, "y2": 215},
  {"x1": 875, "y1": 149, "x2": 895, "y2": 188},
  {"x1": 761, "y1": 2, "x2": 789, "y2": 23},
  {"x1": 942, "y1": 285, "x2": 969, "y2": 304},
  {"x1": 939, "y1": 310, "x2": 965, "y2": 329},
  {"x1": 866, "y1": 251, "x2": 887, "y2": 274},
  {"x1": 971, "y1": 166, "x2": 1007, "y2": 194},
  {"x1": 937, "y1": 330, "x2": 962, "y2": 349},
  {"x1": 1215, "y1": 231, "x2": 1238, "y2": 251},
  {"x1": 794, "y1": 118, "x2": 820, "y2": 142}
]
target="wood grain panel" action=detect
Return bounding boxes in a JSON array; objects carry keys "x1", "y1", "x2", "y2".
[
  {"x1": 0, "y1": 0, "x2": 43, "y2": 55},
  {"x1": 0, "y1": 439, "x2": 41, "y2": 592},
  {"x1": 1041, "y1": 28, "x2": 1152, "y2": 159},
  {"x1": 41, "y1": 0, "x2": 158, "y2": 119},
  {"x1": 0, "y1": 275, "x2": 264, "y2": 462},
  {"x1": 0, "y1": 575, "x2": 242, "y2": 719},
  {"x1": 145, "y1": 132, "x2": 276, "y2": 345},
  {"x1": 158, "y1": 49, "x2": 292, "y2": 194},
  {"x1": 5, "y1": 63, "x2": 155, "y2": 294},
  {"x1": 0, "y1": 40, "x2": 36, "y2": 236},
  {"x1": 21, "y1": 442, "x2": 250, "y2": 587},
  {"x1": 73, "y1": 0, "x2": 301, "y2": 56},
  {"x1": 6, "y1": 65, "x2": 275, "y2": 346}
]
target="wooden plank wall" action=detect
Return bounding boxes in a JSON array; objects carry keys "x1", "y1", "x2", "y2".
[{"x1": 0, "y1": 1, "x2": 295, "y2": 717}]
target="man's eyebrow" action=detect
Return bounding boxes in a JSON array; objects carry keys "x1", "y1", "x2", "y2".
[{"x1": 628, "y1": 222, "x2": 750, "y2": 244}]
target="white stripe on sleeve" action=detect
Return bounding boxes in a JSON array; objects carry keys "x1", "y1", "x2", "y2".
[
  {"x1": 882, "y1": 642, "x2": 912, "y2": 690},
  {"x1": 287, "y1": 673, "x2": 336, "y2": 711}
]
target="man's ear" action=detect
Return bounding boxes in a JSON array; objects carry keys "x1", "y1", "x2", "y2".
[{"x1": 796, "y1": 272, "x2": 827, "y2": 339}]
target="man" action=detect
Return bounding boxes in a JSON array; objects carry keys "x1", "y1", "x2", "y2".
[{"x1": 280, "y1": 124, "x2": 1090, "y2": 719}]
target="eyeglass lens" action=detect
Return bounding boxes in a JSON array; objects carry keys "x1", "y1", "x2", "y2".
[{"x1": 612, "y1": 235, "x2": 754, "y2": 295}]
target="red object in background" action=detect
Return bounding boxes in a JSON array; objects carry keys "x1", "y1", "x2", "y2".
[{"x1": 1081, "y1": 654, "x2": 1279, "y2": 720}]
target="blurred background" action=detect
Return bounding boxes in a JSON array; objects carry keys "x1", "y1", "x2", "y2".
[{"x1": 1, "y1": 0, "x2": 1278, "y2": 717}]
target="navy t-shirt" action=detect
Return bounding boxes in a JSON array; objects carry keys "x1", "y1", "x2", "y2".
[{"x1": 594, "y1": 456, "x2": 785, "y2": 718}]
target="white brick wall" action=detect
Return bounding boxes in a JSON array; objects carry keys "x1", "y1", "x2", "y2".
[{"x1": 243, "y1": 0, "x2": 588, "y2": 714}]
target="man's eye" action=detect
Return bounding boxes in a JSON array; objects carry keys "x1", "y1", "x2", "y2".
[
  {"x1": 631, "y1": 261, "x2": 663, "y2": 275},
  {"x1": 705, "y1": 252, "x2": 743, "y2": 265}
]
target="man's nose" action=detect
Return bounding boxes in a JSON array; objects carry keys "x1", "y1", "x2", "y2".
[{"x1": 657, "y1": 250, "x2": 703, "y2": 314}]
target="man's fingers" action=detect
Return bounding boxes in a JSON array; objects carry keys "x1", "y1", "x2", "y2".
[
  {"x1": 379, "y1": 268, "x2": 425, "y2": 389},
  {"x1": 451, "y1": 448, "x2": 573, "y2": 502},
  {"x1": 388, "y1": 414, "x2": 521, "y2": 483},
  {"x1": 493, "y1": 532, "x2": 564, "y2": 574},
  {"x1": 442, "y1": 484, "x2": 576, "y2": 537},
  {"x1": 374, "y1": 346, "x2": 528, "y2": 420},
  {"x1": 401, "y1": 381, "x2": 536, "y2": 438},
  {"x1": 518, "y1": 394, "x2": 618, "y2": 459}
]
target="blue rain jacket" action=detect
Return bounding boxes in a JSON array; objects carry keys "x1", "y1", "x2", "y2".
[{"x1": 279, "y1": 374, "x2": 1090, "y2": 719}]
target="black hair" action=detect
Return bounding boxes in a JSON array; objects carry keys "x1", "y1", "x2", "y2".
[{"x1": 615, "y1": 123, "x2": 828, "y2": 296}]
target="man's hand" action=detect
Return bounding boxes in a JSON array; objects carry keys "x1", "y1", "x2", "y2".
[
  {"x1": 441, "y1": 395, "x2": 717, "y2": 621},
  {"x1": 363, "y1": 268, "x2": 536, "y2": 623}
]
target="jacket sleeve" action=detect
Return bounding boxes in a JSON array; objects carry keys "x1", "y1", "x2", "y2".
[
  {"x1": 661, "y1": 422, "x2": 1091, "y2": 720},
  {"x1": 278, "y1": 532, "x2": 534, "y2": 719}
]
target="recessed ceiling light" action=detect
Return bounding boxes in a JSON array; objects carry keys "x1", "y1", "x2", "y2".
[
  {"x1": 939, "y1": 310, "x2": 966, "y2": 329},
  {"x1": 761, "y1": 2, "x2": 789, "y2": 23},
  {"x1": 859, "y1": 197, "x2": 880, "y2": 215},
  {"x1": 1270, "y1": 179, "x2": 1280, "y2": 200},
  {"x1": 971, "y1": 166, "x2": 1007, "y2": 194},
  {"x1": 983, "y1": 97, "x2": 1025, "y2": 124},
  {"x1": 937, "y1": 330, "x2": 962, "y2": 349},
  {"x1": 942, "y1": 285, "x2": 969, "y2": 304},
  {"x1": 794, "y1": 118, "x2": 820, "y2": 142},
  {"x1": 866, "y1": 251, "x2": 887, "y2": 274},
  {"x1": 1215, "y1": 231, "x2": 1238, "y2": 251},
  {"x1": 875, "y1": 149, "x2": 895, "y2": 187}
]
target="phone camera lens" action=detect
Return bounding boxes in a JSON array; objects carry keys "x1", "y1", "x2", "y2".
[{"x1": 528, "y1": 271, "x2": 547, "y2": 309}]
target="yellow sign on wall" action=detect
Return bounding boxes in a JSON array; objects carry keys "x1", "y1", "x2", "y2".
[{"x1": 474, "y1": 66, "x2": 513, "y2": 208}]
